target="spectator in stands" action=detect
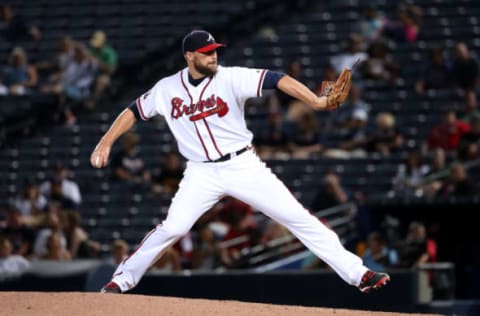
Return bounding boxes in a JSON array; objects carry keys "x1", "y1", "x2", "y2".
[
  {"x1": 427, "y1": 148, "x2": 447, "y2": 176},
  {"x1": 191, "y1": 225, "x2": 218, "y2": 270},
  {"x1": 328, "y1": 84, "x2": 370, "y2": 132},
  {"x1": 216, "y1": 197, "x2": 255, "y2": 227},
  {"x1": 422, "y1": 148, "x2": 448, "y2": 198},
  {"x1": 151, "y1": 151, "x2": 185, "y2": 195},
  {"x1": 87, "y1": 30, "x2": 118, "y2": 108},
  {"x1": 41, "y1": 232, "x2": 71, "y2": 261},
  {"x1": 108, "y1": 239, "x2": 129, "y2": 266},
  {"x1": 33, "y1": 211, "x2": 67, "y2": 258},
  {"x1": 392, "y1": 150, "x2": 430, "y2": 196},
  {"x1": 362, "y1": 232, "x2": 398, "y2": 271},
  {"x1": 60, "y1": 44, "x2": 98, "y2": 102},
  {"x1": 40, "y1": 162, "x2": 82, "y2": 207},
  {"x1": 48, "y1": 178, "x2": 77, "y2": 209},
  {"x1": 256, "y1": 26, "x2": 279, "y2": 42},
  {"x1": 311, "y1": 171, "x2": 348, "y2": 211},
  {"x1": 461, "y1": 91, "x2": 480, "y2": 125},
  {"x1": 458, "y1": 116, "x2": 480, "y2": 161},
  {"x1": 14, "y1": 179, "x2": 47, "y2": 218},
  {"x1": 110, "y1": 132, "x2": 151, "y2": 187},
  {"x1": 450, "y1": 42, "x2": 479, "y2": 94},
  {"x1": 36, "y1": 35, "x2": 75, "y2": 75},
  {"x1": 437, "y1": 163, "x2": 475, "y2": 197},
  {"x1": 172, "y1": 233, "x2": 194, "y2": 269},
  {"x1": 415, "y1": 47, "x2": 451, "y2": 94},
  {"x1": 324, "y1": 107, "x2": 369, "y2": 159},
  {"x1": 0, "y1": 4, "x2": 41, "y2": 42},
  {"x1": 383, "y1": 2, "x2": 422, "y2": 43},
  {"x1": 3, "y1": 47, "x2": 38, "y2": 95},
  {"x1": 218, "y1": 198, "x2": 260, "y2": 269},
  {"x1": 288, "y1": 111, "x2": 323, "y2": 159},
  {"x1": 427, "y1": 109, "x2": 471, "y2": 152},
  {"x1": 261, "y1": 220, "x2": 290, "y2": 244},
  {"x1": 63, "y1": 210, "x2": 100, "y2": 259},
  {"x1": 368, "y1": 112, "x2": 404, "y2": 155},
  {"x1": 41, "y1": 43, "x2": 98, "y2": 125},
  {"x1": 361, "y1": 40, "x2": 399, "y2": 85},
  {"x1": 0, "y1": 236, "x2": 30, "y2": 275},
  {"x1": 150, "y1": 247, "x2": 181, "y2": 272},
  {"x1": 342, "y1": 112, "x2": 403, "y2": 157},
  {"x1": 1, "y1": 207, "x2": 35, "y2": 257},
  {"x1": 61, "y1": 43, "x2": 98, "y2": 105},
  {"x1": 358, "y1": 5, "x2": 384, "y2": 43},
  {"x1": 397, "y1": 221, "x2": 437, "y2": 268},
  {"x1": 330, "y1": 33, "x2": 368, "y2": 75},
  {"x1": 254, "y1": 111, "x2": 290, "y2": 159}
]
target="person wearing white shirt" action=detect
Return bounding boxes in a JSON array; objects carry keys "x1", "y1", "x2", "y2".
[{"x1": 0, "y1": 237, "x2": 30, "y2": 275}]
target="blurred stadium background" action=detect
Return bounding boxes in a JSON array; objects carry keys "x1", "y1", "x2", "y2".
[{"x1": 1, "y1": 0, "x2": 480, "y2": 314}]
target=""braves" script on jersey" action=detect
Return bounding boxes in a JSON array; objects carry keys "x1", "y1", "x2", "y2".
[{"x1": 170, "y1": 94, "x2": 229, "y2": 121}]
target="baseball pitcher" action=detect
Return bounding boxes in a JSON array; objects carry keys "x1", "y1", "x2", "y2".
[{"x1": 91, "y1": 30, "x2": 389, "y2": 294}]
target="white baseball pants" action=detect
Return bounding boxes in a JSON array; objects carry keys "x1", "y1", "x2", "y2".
[{"x1": 111, "y1": 150, "x2": 368, "y2": 292}]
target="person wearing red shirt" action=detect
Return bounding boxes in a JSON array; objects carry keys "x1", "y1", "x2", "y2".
[{"x1": 427, "y1": 109, "x2": 470, "y2": 151}]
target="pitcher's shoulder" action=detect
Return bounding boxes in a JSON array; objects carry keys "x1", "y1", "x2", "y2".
[
  {"x1": 157, "y1": 69, "x2": 184, "y2": 87},
  {"x1": 215, "y1": 65, "x2": 250, "y2": 79}
]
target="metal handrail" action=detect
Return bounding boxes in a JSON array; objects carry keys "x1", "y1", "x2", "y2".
[
  {"x1": 215, "y1": 202, "x2": 357, "y2": 268},
  {"x1": 217, "y1": 235, "x2": 249, "y2": 249},
  {"x1": 420, "y1": 158, "x2": 480, "y2": 185},
  {"x1": 246, "y1": 204, "x2": 357, "y2": 265},
  {"x1": 249, "y1": 242, "x2": 304, "y2": 265},
  {"x1": 418, "y1": 262, "x2": 455, "y2": 270},
  {"x1": 216, "y1": 202, "x2": 355, "y2": 251}
]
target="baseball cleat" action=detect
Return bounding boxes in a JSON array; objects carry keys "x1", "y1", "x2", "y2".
[
  {"x1": 100, "y1": 281, "x2": 121, "y2": 294},
  {"x1": 358, "y1": 270, "x2": 390, "y2": 293}
]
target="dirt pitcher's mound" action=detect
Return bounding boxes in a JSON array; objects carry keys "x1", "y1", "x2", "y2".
[{"x1": 0, "y1": 292, "x2": 437, "y2": 316}]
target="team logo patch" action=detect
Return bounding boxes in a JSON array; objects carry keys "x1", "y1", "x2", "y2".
[{"x1": 170, "y1": 94, "x2": 229, "y2": 121}]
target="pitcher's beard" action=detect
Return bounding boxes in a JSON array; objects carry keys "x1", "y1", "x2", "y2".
[{"x1": 194, "y1": 62, "x2": 217, "y2": 77}]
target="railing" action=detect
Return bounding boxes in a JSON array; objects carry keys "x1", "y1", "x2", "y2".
[
  {"x1": 421, "y1": 158, "x2": 480, "y2": 185},
  {"x1": 217, "y1": 202, "x2": 358, "y2": 270},
  {"x1": 374, "y1": 157, "x2": 480, "y2": 202}
]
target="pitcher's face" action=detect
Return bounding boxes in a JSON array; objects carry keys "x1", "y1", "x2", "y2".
[{"x1": 186, "y1": 50, "x2": 218, "y2": 77}]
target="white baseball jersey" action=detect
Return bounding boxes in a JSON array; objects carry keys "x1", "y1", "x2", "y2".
[{"x1": 134, "y1": 65, "x2": 267, "y2": 162}]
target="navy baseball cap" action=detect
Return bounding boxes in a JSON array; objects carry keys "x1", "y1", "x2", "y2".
[{"x1": 182, "y1": 30, "x2": 225, "y2": 54}]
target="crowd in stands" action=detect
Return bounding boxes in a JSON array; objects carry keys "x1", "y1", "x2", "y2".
[
  {"x1": 1, "y1": 1, "x2": 480, "y2": 284},
  {"x1": 0, "y1": 149, "x2": 442, "y2": 276},
  {"x1": 0, "y1": 162, "x2": 98, "y2": 274},
  {"x1": 0, "y1": 4, "x2": 117, "y2": 125}
]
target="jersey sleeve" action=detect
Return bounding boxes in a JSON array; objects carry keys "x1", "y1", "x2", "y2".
[
  {"x1": 230, "y1": 67, "x2": 267, "y2": 99},
  {"x1": 135, "y1": 84, "x2": 162, "y2": 120}
]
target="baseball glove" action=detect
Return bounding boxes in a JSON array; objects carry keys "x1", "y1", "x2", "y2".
[{"x1": 320, "y1": 68, "x2": 352, "y2": 109}]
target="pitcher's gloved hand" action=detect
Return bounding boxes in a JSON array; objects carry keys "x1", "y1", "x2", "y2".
[{"x1": 320, "y1": 67, "x2": 352, "y2": 110}]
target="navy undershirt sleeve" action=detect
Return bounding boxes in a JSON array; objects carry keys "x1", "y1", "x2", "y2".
[
  {"x1": 128, "y1": 101, "x2": 141, "y2": 120},
  {"x1": 262, "y1": 70, "x2": 286, "y2": 90}
]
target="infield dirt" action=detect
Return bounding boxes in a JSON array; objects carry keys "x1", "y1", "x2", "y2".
[{"x1": 0, "y1": 292, "x2": 440, "y2": 316}]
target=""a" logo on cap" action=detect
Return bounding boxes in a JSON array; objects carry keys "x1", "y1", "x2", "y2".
[{"x1": 207, "y1": 34, "x2": 214, "y2": 42}]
